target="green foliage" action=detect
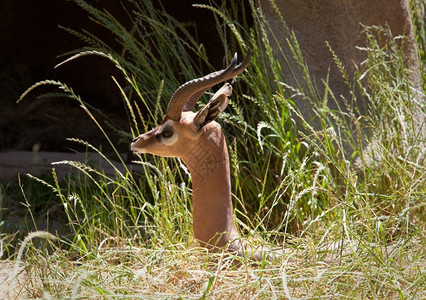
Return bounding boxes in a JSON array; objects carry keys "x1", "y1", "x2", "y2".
[{"x1": 2, "y1": 0, "x2": 424, "y2": 298}]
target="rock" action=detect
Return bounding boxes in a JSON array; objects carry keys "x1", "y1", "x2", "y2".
[{"x1": 259, "y1": 0, "x2": 422, "y2": 125}]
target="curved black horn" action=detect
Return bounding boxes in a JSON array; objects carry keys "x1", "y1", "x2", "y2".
[
  {"x1": 183, "y1": 49, "x2": 252, "y2": 112},
  {"x1": 166, "y1": 53, "x2": 237, "y2": 121},
  {"x1": 167, "y1": 50, "x2": 251, "y2": 121},
  {"x1": 229, "y1": 48, "x2": 252, "y2": 80}
]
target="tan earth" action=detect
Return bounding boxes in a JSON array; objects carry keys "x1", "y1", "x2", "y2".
[{"x1": 0, "y1": 260, "x2": 27, "y2": 299}]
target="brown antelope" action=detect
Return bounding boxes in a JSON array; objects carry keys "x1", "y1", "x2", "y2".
[{"x1": 131, "y1": 50, "x2": 262, "y2": 260}]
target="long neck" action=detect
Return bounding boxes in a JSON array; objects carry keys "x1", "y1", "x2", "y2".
[{"x1": 181, "y1": 126, "x2": 240, "y2": 250}]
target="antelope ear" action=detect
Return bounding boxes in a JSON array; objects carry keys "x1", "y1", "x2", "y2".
[{"x1": 193, "y1": 83, "x2": 232, "y2": 130}]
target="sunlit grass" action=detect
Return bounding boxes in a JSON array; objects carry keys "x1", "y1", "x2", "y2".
[{"x1": 1, "y1": 0, "x2": 424, "y2": 298}]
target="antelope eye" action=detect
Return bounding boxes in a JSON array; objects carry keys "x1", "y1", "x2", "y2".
[
  {"x1": 155, "y1": 122, "x2": 177, "y2": 145},
  {"x1": 161, "y1": 127, "x2": 173, "y2": 138}
]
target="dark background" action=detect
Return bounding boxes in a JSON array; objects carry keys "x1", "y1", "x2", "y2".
[{"x1": 0, "y1": 0, "x2": 239, "y2": 154}]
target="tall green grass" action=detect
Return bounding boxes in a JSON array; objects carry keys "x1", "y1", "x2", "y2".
[{"x1": 2, "y1": 0, "x2": 424, "y2": 298}]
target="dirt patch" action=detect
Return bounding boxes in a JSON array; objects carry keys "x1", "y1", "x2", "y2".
[{"x1": 0, "y1": 260, "x2": 27, "y2": 299}]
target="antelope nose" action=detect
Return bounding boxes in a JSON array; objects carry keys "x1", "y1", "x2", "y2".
[
  {"x1": 132, "y1": 136, "x2": 139, "y2": 143},
  {"x1": 130, "y1": 139, "x2": 139, "y2": 152}
]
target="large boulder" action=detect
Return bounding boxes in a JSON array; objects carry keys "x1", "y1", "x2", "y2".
[{"x1": 259, "y1": 0, "x2": 422, "y2": 126}]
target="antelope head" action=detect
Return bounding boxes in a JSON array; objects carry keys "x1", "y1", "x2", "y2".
[{"x1": 130, "y1": 50, "x2": 251, "y2": 160}]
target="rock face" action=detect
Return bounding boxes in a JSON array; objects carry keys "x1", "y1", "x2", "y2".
[{"x1": 259, "y1": 0, "x2": 422, "y2": 125}]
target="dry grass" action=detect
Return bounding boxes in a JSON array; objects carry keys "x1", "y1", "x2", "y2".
[
  {"x1": 1, "y1": 0, "x2": 425, "y2": 298},
  {"x1": 4, "y1": 235, "x2": 424, "y2": 299}
]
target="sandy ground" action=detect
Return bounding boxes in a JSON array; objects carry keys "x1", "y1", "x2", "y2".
[{"x1": 0, "y1": 260, "x2": 27, "y2": 299}]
